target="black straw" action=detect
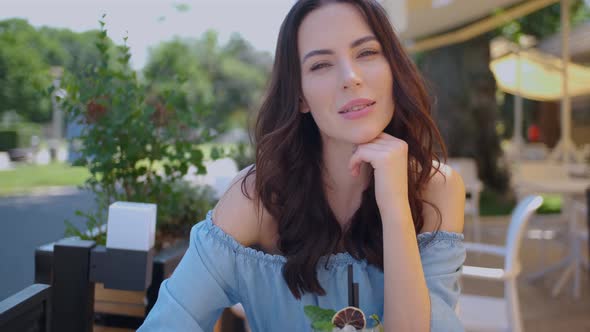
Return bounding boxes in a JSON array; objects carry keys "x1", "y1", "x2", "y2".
[
  {"x1": 348, "y1": 265, "x2": 354, "y2": 307},
  {"x1": 353, "y1": 283, "x2": 359, "y2": 308}
]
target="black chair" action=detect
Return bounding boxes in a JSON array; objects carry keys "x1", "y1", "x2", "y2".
[{"x1": 0, "y1": 284, "x2": 52, "y2": 332}]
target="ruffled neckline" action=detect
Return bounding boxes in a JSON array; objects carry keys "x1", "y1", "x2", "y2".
[{"x1": 200, "y1": 210, "x2": 463, "y2": 268}]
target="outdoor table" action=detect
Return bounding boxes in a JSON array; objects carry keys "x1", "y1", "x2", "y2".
[{"x1": 515, "y1": 176, "x2": 590, "y2": 297}]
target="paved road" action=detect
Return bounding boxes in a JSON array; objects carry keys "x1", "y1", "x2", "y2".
[{"x1": 0, "y1": 188, "x2": 96, "y2": 301}]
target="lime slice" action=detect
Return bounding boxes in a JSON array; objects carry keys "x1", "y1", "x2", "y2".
[{"x1": 331, "y1": 306, "x2": 366, "y2": 329}]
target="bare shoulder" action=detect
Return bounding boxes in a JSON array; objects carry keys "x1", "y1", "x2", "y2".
[
  {"x1": 212, "y1": 164, "x2": 275, "y2": 248},
  {"x1": 420, "y1": 160, "x2": 466, "y2": 234}
]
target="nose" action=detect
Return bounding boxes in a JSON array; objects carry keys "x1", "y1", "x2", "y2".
[{"x1": 341, "y1": 62, "x2": 362, "y2": 90}]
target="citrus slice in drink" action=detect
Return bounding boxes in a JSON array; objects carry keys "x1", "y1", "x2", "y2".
[{"x1": 331, "y1": 306, "x2": 366, "y2": 329}]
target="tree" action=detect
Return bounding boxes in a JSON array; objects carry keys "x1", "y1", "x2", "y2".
[
  {"x1": 38, "y1": 27, "x2": 106, "y2": 80},
  {"x1": 0, "y1": 18, "x2": 112, "y2": 123},
  {"x1": 0, "y1": 19, "x2": 53, "y2": 122},
  {"x1": 499, "y1": 0, "x2": 590, "y2": 42},
  {"x1": 60, "y1": 17, "x2": 217, "y2": 243},
  {"x1": 143, "y1": 31, "x2": 272, "y2": 134},
  {"x1": 418, "y1": 33, "x2": 509, "y2": 190}
]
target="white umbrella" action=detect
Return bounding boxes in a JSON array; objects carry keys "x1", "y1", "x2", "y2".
[{"x1": 490, "y1": 49, "x2": 590, "y2": 101}]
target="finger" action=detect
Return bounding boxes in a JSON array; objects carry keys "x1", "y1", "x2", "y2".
[
  {"x1": 369, "y1": 136, "x2": 408, "y2": 151},
  {"x1": 349, "y1": 147, "x2": 379, "y2": 176},
  {"x1": 349, "y1": 148, "x2": 364, "y2": 177}
]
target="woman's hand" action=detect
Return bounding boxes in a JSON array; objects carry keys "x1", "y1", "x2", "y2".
[{"x1": 348, "y1": 132, "x2": 410, "y2": 215}]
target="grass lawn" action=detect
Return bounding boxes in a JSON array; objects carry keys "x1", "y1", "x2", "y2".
[
  {"x1": 0, "y1": 143, "x2": 235, "y2": 197},
  {"x1": 0, "y1": 163, "x2": 89, "y2": 196}
]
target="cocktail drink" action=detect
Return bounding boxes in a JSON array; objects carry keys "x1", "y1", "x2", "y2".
[
  {"x1": 313, "y1": 325, "x2": 383, "y2": 332},
  {"x1": 307, "y1": 265, "x2": 383, "y2": 331},
  {"x1": 307, "y1": 306, "x2": 383, "y2": 332}
]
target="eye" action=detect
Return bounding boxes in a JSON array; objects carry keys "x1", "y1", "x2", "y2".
[
  {"x1": 310, "y1": 62, "x2": 331, "y2": 71},
  {"x1": 359, "y1": 49, "x2": 379, "y2": 57}
]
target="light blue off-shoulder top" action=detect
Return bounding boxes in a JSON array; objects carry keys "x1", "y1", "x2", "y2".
[{"x1": 138, "y1": 210, "x2": 466, "y2": 331}]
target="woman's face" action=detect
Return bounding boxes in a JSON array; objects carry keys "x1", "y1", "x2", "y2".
[{"x1": 298, "y1": 2, "x2": 394, "y2": 145}]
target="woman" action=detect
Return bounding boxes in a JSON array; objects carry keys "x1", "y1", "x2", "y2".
[{"x1": 139, "y1": 0, "x2": 466, "y2": 331}]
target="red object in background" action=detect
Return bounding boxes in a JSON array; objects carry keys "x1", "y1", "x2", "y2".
[{"x1": 528, "y1": 124, "x2": 541, "y2": 142}]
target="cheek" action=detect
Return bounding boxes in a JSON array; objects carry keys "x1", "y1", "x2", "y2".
[
  {"x1": 301, "y1": 75, "x2": 335, "y2": 112},
  {"x1": 368, "y1": 62, "x2": 393, "y2": 90},
  {"x1": 370, "y1": 65, "x2": 394, "y2": 112}
]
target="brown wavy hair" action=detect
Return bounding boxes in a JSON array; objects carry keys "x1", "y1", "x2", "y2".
[{"x1": 242, "y1": 0, "x2": 447, "y2": 299}]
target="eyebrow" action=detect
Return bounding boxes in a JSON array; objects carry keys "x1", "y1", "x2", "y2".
[{"x1": 301, "y1": 35, "x2": 378, "y2": 64}]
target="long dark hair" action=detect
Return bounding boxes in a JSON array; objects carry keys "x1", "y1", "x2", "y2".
[{"x1": 242, "y1": 0, "x2": 447, "y2": 299}]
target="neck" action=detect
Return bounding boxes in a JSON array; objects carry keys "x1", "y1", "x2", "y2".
[{"x1": 321, "y1": 136, "x2": 371, "y2": 227}]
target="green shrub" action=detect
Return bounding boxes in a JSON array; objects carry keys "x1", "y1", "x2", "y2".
[
  {"x1": 60, "y1": 16, "x2": 218, "y2": 245},
  {"x1": 0, "y1": 122, "x2": 42, "y2": 151},
  {"x1": 229, "y1": 142, "x2": 254, "y2": 170},
  {"x1": 0, "y1": 131, "x2": 17, "y2": 151}
]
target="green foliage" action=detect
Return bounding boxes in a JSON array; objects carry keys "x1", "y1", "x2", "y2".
[
  {"x1": 64, "y1": 204, "x2": 108, "y2": 245},
  {"x1": 497, "y1": 0, "x2": 590, "y2": 41},
  {"x1": 0, "y1": 122, "x2": 42, "y2": 151},
  {"x1": 173, "y1": 3, "x2": 191, "y2": 12},
  {"x1": 537, "y1": 194, "x2": 563, "y2": 214},
  {"x1": 0, "y1": 131, "x2": 17, "y2": 151},
  {"x1": 479, "y1": 187, "x2": 516, "y2": 216},
  {"x1": 0, "y1": 19, "x2": 53, "y2": 122},
  {"x1": 0, "y1": 18, "x2": 109, "y2": 123},
  {"x1": 478, "y1": 187, "x2": 562, "y2": 216},
  {"x1": 304, "y1": 305, "x2": 336, "y2": 331},
  {"x1": 229, "y1": 142, "x2": 255, "y2": 170},
  {"x1": 370, "y1": 314, "x2": 381, "y2": 325},
  {"x1": 38, "y1": 27, "x2": 110, "y2": 80},
  {"x1": 60, "y1": 16, "x2": 217, "y2": 243},
  {"x1": 156, "y1": 181, "x2": 217, "y2": 235},
  {"x1": 143, "y1": 31, "x2": 272, "y2": 134}
]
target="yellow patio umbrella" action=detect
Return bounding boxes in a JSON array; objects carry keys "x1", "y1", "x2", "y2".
[{"x1": 490, "y1": 49, "x2": 590, "y2": 101}]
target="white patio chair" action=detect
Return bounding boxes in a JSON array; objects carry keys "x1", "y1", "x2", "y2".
[
  {"x1": 511, "y1": 161, "x2": 569, "y2": 255},
  {"x1": 448, "y1": 158, "x2": 483, "y2": 243},
  {"x1": 458, "y1": 195, "x2": 544, "y2": 332},
  {"x1": 558, "y1": 199, "x2": 589, "y2": 299}
]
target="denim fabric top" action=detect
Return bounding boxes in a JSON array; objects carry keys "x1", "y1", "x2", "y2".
[{"x1": 138, "y1": 210, "x2": 466, "y2": 332}]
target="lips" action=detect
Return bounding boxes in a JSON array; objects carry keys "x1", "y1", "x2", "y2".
[
  {"x1": 339, "y1": 102, "x2": 376, "y2": 113},
  {"x1": 338, "y1": 98, "x2": 376, "y2": 114}
]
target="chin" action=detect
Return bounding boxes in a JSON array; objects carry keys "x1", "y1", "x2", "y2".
[{"x1": 346, "y1": 126, "x2": 385, "y2": 144}]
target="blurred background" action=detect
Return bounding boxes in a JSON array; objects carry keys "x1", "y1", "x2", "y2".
[{"x1": 0, "y1": 0, "x2": 589, "y2": 331}]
